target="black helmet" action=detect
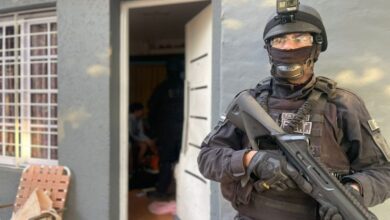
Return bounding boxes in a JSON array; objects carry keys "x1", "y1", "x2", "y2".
[{"x1": 263, "y1": 5, "x2": 327, "y2": 52}]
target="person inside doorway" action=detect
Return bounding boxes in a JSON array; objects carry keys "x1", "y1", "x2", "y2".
[
  {"x1": 129, "y1": 102, "x2": 158, "y2": 171},
  {"x1": 147, "y1": 58, "x2": 184, "y2": 200}
]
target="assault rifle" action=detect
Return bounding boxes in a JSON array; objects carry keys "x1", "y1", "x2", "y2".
[{"x1": 225, "y1": 91, "x2": 376, "y2": 220}]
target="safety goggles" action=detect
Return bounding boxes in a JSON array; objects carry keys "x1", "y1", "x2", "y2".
[{"x1": 270, "y1": 33, "x2": 313, "y2": 48}]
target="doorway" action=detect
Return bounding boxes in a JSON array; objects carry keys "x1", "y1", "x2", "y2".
[{"x1": 120, "y1": 1, "x2": 211, "y2": 220}]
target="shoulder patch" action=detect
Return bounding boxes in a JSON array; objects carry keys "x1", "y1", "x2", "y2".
[
  {"x1": 361, "y1": 118, "x2": 390, "y2": 161},
  {"x1": 219, "y1": 114, "x2": 227, "y2": 122},
  {"x1": 372, "y1": 132, "x2": 390, "y2": 162},
  {"x1": 368, "y1": 119, "x2": 380, "y2": 131}
]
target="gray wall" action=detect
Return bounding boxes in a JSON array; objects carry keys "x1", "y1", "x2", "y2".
[
  {"x1": 214, "y1": 0, "x2": 390, "y2": 219},
  {"x1": 109, "y1": 0, "x2": 121, "y2": 219},
  {"x1": 210, "y1": 1, "x2": 222, "y2": 220},
  {"x1": 0, "y1": 0, "x2": 121, "y2": 219},
  {"x1": 57, "y1": 0, "x2": 120, "y2": 219},
  {"x1": 0, "y1": 166, "x2": 23, "y2": 219}
]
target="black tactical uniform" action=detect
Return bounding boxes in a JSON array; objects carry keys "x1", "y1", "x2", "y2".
[
  {"x1": 198, "y1": 76, "x2": 390, "y2": 220},
  {"x1": 148, "y1": 59, "x2": 184, "y2": 196},
  {"x1": 198, "y1": 3, "x2": 390, "y2": 220}
]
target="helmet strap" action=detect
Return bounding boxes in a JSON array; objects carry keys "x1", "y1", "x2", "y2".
[{"x1": 304, "y1": 43, "x2": 320, "y2": 68}]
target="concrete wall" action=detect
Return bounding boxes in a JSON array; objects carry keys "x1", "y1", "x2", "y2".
[
  {"x1": 57, "y1": 0, "x2": 120, "y2": 219},
  {"x1": 215, "y1": 0, "x2": 390, "y2": 219},
  {"x1": 109, "y1": 0, "x2": 121, "y2": 219},
  {"x1": 210, "y1": 1, "x2": 222, "y2": 220},
  {"x1": 0, "y1": 166, "x2": 23, "y2": 219}
]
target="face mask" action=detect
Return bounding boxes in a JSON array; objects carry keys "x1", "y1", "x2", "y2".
[{"x1": 268, "y1": 46, "x2": 313, "y2": 80}]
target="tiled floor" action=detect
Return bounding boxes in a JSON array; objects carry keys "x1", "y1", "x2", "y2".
[{"x1": 129, "y1": 190, "x2": 173, "y2": 220}]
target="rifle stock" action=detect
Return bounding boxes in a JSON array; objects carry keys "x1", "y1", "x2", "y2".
[{"x1": 225, "y1": 91, "x2": 375, "y2": 220}]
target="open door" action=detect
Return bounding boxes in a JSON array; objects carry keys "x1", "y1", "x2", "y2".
[{"x1": 176, "y1": 4, "x2": 212, "y2": 220}]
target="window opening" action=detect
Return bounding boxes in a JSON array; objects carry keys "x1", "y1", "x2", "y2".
[{"x1": 0, "y1": 10, "x2": 57, "y2": 165}]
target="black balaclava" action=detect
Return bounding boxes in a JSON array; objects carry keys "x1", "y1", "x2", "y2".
[{"x1": 266, "y1": 43, "x2": 321, "y2": 81}]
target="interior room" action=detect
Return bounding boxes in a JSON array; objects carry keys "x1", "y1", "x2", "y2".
[{"x1": 127, "y1": 2, "x2": 209, "y2": 219}]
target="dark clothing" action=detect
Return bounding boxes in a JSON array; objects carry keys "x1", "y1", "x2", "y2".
[
  {"x1": 197, "y1": 76, "x2": 390, "y2": 220},
  {"x1": 148, "y1": 75, "x2": 184, "y2": 139},
  {"x1": 148, "y1": 75, "x2": 184, "y2": 194},
  {"x1": 156, "y1": 135, "x2": 181, "y2": 193}
]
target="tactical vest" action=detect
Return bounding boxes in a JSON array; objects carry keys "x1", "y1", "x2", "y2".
[
  {"x1": 251, "y1": 76, "x2": 350, "y2": 174},
  {"x1": 234, "y1": 77, "x2": 351, "y2": 220}
]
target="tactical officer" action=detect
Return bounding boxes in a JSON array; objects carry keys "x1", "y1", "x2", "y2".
[
  {"x1": 197, "y1": 3, "x2": 390, "y2": 220},
  {"x1": 147, "y1": 58, "x2": 184, "y2": 199}
]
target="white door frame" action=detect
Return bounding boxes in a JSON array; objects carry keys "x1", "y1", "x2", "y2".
[{"x1": 119, "y1": 1, "x2": 208, "y2": 219}]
